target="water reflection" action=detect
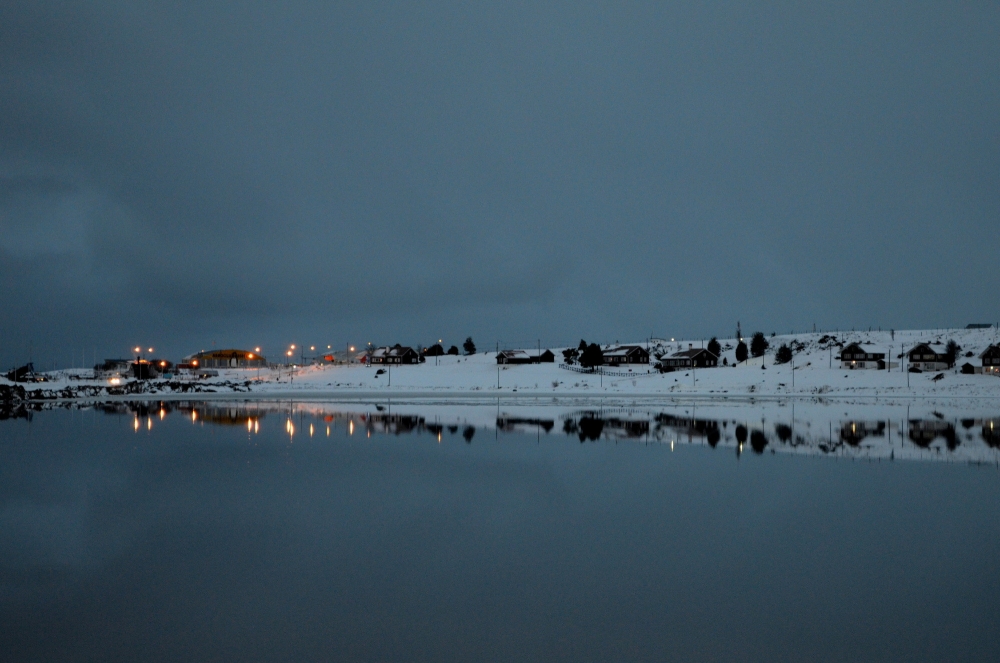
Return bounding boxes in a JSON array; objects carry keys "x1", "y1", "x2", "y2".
[
  {"x1": 3, "y1": 399, "x2": 1000, "y2": 661},
  {"x1": 6, "y1": 399, "x2": 999, "y2": 464}
]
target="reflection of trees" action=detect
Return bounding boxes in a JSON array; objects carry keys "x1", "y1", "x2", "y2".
[
  {"x1": 775, "y1": 424, "x2": 792, "y2": 443},
  {"x1": 735, "y1": 425, "x2": 748, "y2": 445},
  {"x1": 750, "y1": 430, "x2": 768, "y2": 454},
  {"x1": 577, "y1": 416, "x2": 605, "y2": 442},
  {"x1": 462, "y1": 426, "x2": 475, "y2": 443}
]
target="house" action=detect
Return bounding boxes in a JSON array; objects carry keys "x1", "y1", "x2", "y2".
[
  {"x1": 839, "y1": 343, "x2": 886, "y2": 370},
  {"x1": 658, "y1": 346, "x2": 718, "y2": 372},
  {"x1": 184, "y1": 349, "x2": 267, "y2": 369},
  {"x1": 980, "y1": 345, "x2": 1000, "y2": 375},
  {"x1": 601, "y1": 345, "x2": 650, "y2": 366},
  {"x1": 496, "y1": 349, "x2": 557, "y2": 365},
  {"x1": 907, "y1": 343, "x2": 949, "y2": 371},
  {"x1": 496, "y1": 350, "x2": 533, "y2": 365},
  {"x1": 94, "y1": 359, "x2": 131, "y2": 379},
  {"x1": 369, "y1": 345, "x2": 420, "y2": 365}
]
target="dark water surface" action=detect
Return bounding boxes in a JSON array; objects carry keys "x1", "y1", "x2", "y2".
[{"x1": 2, "y1": 404, "x2": 1000, "y2": 662}]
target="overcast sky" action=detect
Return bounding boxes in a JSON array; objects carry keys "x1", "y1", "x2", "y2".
[{"x1": 2, "y1": 2, "x2": 998, "y2": 367}]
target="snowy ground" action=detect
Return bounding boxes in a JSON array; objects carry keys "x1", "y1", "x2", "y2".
[{"x1": 5, "y1": 327, "x2": 1000, "y2": 399}]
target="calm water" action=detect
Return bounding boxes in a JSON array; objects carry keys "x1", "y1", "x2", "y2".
[{"x1": 2, "y1": 400, "x2": 1000, "y2": 662}]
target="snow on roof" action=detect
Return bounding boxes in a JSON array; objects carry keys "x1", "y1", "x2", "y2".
[
  {"x1": 603, "y1": 345, "x2": 645, "y2": 357},
  {"x1": 842, "y1": 343, "x2": 883, "y2": 354},
  {"x1": 670, "y1": 348, "x2": 714, "y2": 358}
]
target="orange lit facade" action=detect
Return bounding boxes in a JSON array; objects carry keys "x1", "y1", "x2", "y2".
[{"x1": 183, "y1": 349, "x2": 267, "y2": 369}]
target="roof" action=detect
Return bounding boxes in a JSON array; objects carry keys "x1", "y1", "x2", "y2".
[
  {"x1": 841, "y1": 343, "x2": 882, "y2": 354},
  {"x1": 603, "y1": 345, "x2": 647, "y2": 357},
  {"x1": 186, "y1": 349, "x2": 264, "y2": 360},
  {"x1": 908, "y1": 343, "x2": 947, "y2": 354},
  {"x1": 670, "y1": 348, "x2": 715, "y2": 359},
  {"x1": 497, "y1": 350, "x2": 530, "y2": 358},
  {"x1": 371, "y1": 345, "x2": 416, "y2": 358},
  {"x1": 980, "y1": 345, "x2": 1000, "y2": 358}
]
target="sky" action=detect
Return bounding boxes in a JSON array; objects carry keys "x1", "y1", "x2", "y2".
[{"x1": 1, "y1": 2, "x2": 998, "y2": 368}]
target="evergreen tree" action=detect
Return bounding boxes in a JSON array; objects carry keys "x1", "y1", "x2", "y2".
[
  {"x1": 735, "y1": 340, "x2": 748, "y2": 363},
  {"x1": 707, "y1": 337, "x2": 721, "y2": 358},
  {"x1": 447, "y1": 345, "x2": 459, "y2": 355},
  {"x1": 750, "y1": 331, "x2": 769, "y2": 358},
  {"x1": 580, "y1": 343, "x2": 604, "y2": 368},
  {"x1": 463, "y1": 337, "x2": 476, "y2": 355},
  {"x1": 946, "y1": 340, "x2": 961, "y2": 367},
  {"x1": 775, "y1": 344, "x2": 793, "y2": 364}
]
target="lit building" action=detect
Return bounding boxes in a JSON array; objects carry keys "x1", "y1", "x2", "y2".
[{"x1": 182, "y1": 349, "x2": 267, "y2": 369}]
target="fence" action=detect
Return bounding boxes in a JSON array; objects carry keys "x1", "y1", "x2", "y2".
[{"x1": 558, "y1": 364, "x2": 658, "y2": 378}]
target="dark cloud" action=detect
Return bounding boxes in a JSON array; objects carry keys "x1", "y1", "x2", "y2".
[{"x1": 2, "y1": 2, "x2": 998, "y2": 366}]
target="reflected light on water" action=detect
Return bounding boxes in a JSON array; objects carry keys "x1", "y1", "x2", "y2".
[
  {"x1": 191, "y1": 411, "x2": 197, "y2": 423},
  {"x1": 247, "y1": 419, "x2": 253, "y2": 433},
  {"x1": 147, "y1": 417, "x2": 152, "y2": 431},
  {"x1": 326, "y1": 426, "x2": 330, "y2": 437},
  {"x1": 309, "y1": 423, "x2": 314, "y2": 437},
  {"x1": 349, "y1": 420, "x2": 354, "y2": 436},
  {"x1": 133, "y1": 417, "x2": 139, "y2": 432}
]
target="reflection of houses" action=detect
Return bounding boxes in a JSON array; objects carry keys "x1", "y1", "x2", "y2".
[
  {"x1": 979, "y1": 345, "x2": 1000, "y2": 375},
  {"x1": 907, "y1": 344, "x2": 949, "y2": 371},
  {"x1": 658, "y1": 347, "x2": 718, "y2": 372},
  {"x1": 364, "y1": 413, "x2": 424, "y2": 434},
  {"x1": 497, "y1": 417, "x2": 555, "y2": 433},
  {"x1": 180, "y1": 404, "x2": 265, "y2": 427},
  {"x1": 654, "y1": 413, "x2": 721, "y2": 445},
  {"x1": 983, "y1": 419, "x2": 1000, "y2": 448},
  {"x1": 495, "y1": 349, "x2": 556, "y2": 365},
  {"x1": 839, "y1": 344, "x2": 886, "y2": 370},
  {"x1": 184, "y1": 349, "x2": 267, "y2": 369},
  {"x1": 601, "y1": 345, "x2": 650, "y2": 366},
  {"x1": 563, "y1": 413, "x2": 650, "y2": 441},
  {"x1": 840, "y1": 421, "x2": 886, "y2": 446},
  {"x1": 908, "y1": 420, "x2": 958, "y2": 449},
  {"x1": 369, "y1": 345, "x2": 420, "y2": 365}
]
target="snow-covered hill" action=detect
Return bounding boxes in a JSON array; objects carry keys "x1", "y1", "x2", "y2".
[{"x1": 7, "y1": 327, "x2": 997, "y2": 400}]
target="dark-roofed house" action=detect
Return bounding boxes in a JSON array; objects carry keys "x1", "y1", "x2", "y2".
[
  {"x1": 496, "y1": 350, "x2": 533, "y2": 365},
  {"x1": 601, "y1": 345, "x2": 650, "y2": 366},
  {"x1": 839, "y1": 343, "x2": 886, "y2": 370},
  {"x1": 658, "y1": 347, "x2": 718, "y2": 372},
  {"x1": 496, "y1": 349, "x2": 558, "y2": 365},
  {"x1": 370, "y1": 345, "x2": 420, "y2": 365},
  {"x1": 980, "y1": 345, "x2": 1000, "y2": 375},
  {"x1": 907, "y1": 343, "x2": 949, "y2": 371},
  {"x1": 185, "y1": 349, "x2": 267, "y2": 369}
]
